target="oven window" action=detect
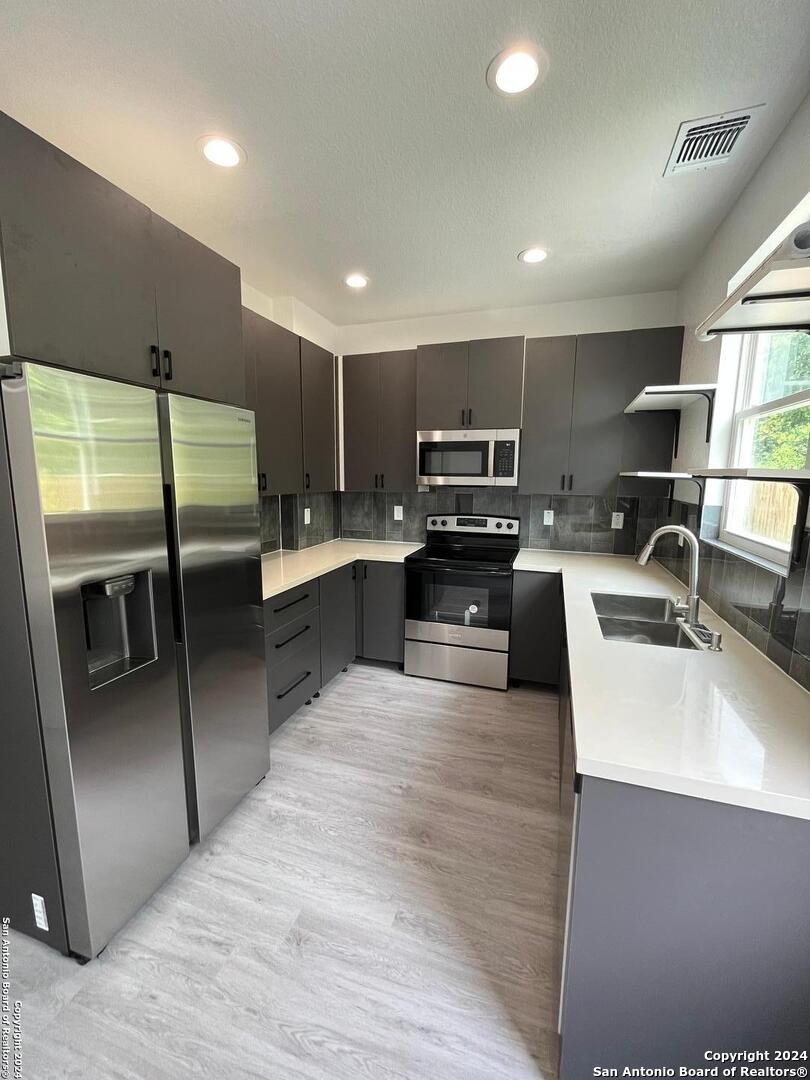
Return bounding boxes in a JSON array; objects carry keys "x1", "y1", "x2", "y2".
[
  {"x1": 419, "y1": 442, "x2": 489, "y2": 477},
  {"x1": 406, "y1": 569, "x2": 512, "y2": 631}
]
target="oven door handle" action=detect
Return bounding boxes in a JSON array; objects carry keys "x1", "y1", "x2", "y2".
[{"x1": 406, "y1": 563, "x2": 513, "y2": 578}]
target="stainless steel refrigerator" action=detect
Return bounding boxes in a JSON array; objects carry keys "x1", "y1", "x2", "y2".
[
  {"x1": 0, "y1": 362, "x2": 268, "y2": 961},
  {"x1": 159, "y1": 392, "x2": 268, "y2": 843}
]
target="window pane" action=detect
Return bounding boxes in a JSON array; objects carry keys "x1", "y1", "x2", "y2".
[
  {"x1": 737, "y1": 403, "x2": 810, "y2": 470},
  {"x1": 726, "y1": 481, "x2": 797, "y2": 551},
  {"x1": 747, "y1": 332, "x2": 810, "y2": 407}
]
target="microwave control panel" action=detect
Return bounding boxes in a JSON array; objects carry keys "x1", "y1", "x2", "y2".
[{"x1": 493, "y1": 440, "x2": 516, "y2": 477}]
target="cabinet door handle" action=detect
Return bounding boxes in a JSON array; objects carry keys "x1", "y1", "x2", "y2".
[
  {"x1": 560, "y1": 474, "x2": 565, "y2": 491},
  {"x1": 380, "y1": 473, "x2": 384, "y2": 489},
  {"x1": 273, "y1": 592, "x2": 310, "y2": 614},
  {"x1": 568, "y1": 474, "x2": 573, "y2": 491},
  {"x1": 363, "y1": 563, "x2": 368, "y2": 579},
  {"x1": 261, "y1": 472, "x2": 268, "y2": 492},
  {"x1": 467, "y1": 408, "x2": 472, "y2": 427},
  {"x1": 150, "y1": 344, "x2": 160, "y2": 378},
  {"x1": 374, "y1": 474, "x2": 378, "y2": 489},
  {"x1": 276, "y1": 671, "x2": 311, "y2": 700},
  {"x1": 162, "y1": 349, "x2": 173, "y2": 381},
  {"x1": 460, "y1": 408, "x2": 466, "y2": 427},
  {"x1": 274, "y1": 625, "x2": 311, "y2": 650},
  {"x1": 352, "y1": 564, "x2": 357, "y2": 580},
  {"x1": 305, "y1": 472, "x2": 311, "y2": 490}
]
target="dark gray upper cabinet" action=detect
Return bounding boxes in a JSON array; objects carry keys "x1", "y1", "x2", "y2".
[
  {"x1": 567, "y1": 331, "x2": 630, "y2": 496},
  {"x1": 0, "y1": 111, "x2": 160, "y2": 386},
  {"x1": 359, "y1": 562, "x2": 404, "y2": 663},
  {"x1": 467, "y1": 336, "x2": 524, "y2": 429},
  {"x1": 380, "y1": 350, "x2": 417, "y2": 490},
  {"x1": 618, "y1": 326, "x2": 684, "y2": 478},
  {"x1": 342, "y1": 353, "x2": 381, "y2": 491},
  {"x1": 520, "y1": 336, "x2": 577, "y2": 494},
  {"x1": 320, "y1": 563, "x2": 357, "y2": 685},
  {"x1": 301, "y1": 338, "x2": 336, "y2": 493},
  {"x1": 416, "y1": 337, "x2": 523, "y2": 430},
  {"x1": 519, "y1": 327, "x2": 684, "y2": 496},
  {"x1": 416, "y1": 341, "x2": 469, "y2": 429},
  {"x1": 243, "y1": 309, "x2": 303, "y2": 494},
  {"x1": 568, "y1": 328, "x2": 683, "y2": 496},
  {"x1": 152, "y1": 214, "x2": 244, "y2": 406},
  {"x1": 343, "y1": 350, "x2": 417, "y2": 491}
]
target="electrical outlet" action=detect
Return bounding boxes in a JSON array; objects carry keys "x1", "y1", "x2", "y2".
[
  {"x1": 543, "y1": 509, "x2": 554, "y2": 526},
  {"x1": 394, "y1": 505, "x2": 403, "y2": 521},
  {"x1": 303, "y1": 507, "x2": 311, "y2": 526},
  {"x1": 611, "y1": 512, "x2": 624, "y2": 529}
]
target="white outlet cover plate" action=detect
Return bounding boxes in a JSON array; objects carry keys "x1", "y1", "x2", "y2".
[
  {"x1": 394, "y1": 505, "x2": 403, "y2": 521},
  {"x1": 543, "y1": 509, "x2": 554, "y2": 525},
  {"x1": 303, "y1": 507, "x2": 311, "y2": 525},
  {"x1": 611, "y1": 512, "x2": 624, "y2": 529}
]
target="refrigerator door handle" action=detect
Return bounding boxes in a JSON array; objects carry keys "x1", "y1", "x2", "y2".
[{"x1": 162, "y1": 484, "x2": 184, "y2": 645}]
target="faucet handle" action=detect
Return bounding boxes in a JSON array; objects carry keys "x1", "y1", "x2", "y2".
[
  {"x1": 708, "y1": 630, "x2": 723, "y2": 652},
  {"x1": 672, "y1": 596, "x2": 688, "y2": 616}
]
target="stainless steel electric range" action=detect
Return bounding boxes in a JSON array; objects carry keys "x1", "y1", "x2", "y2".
[{"x1": 404, "y1": 514, "x2": 520, "y2": 690}]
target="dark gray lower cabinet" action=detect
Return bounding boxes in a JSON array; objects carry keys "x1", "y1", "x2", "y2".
[
  {"x1": 559, "y1": 776, "x2": 810, "y2": 1074},
  {"x1": 359, "y1": 562, "x2": 405, "y2": 663},
  {"x1": 320, "y1": 563, "x2": 357, "y2": 684},
  {"x1": 509, "y1": 571, "x2": 562, "y2": 684},
  {"x1": 264, "y1": 582, "x2": 321, "y2": 732}
]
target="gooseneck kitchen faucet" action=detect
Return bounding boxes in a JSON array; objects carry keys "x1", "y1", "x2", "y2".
[{"x1": 636, "y1": 525, "x2": 701, "y2": 628}]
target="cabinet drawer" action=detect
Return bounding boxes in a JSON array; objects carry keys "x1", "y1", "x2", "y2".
[
  {"x1": 264, "y1": 580, "x2": 320, "y2": 633},
  {"x1": 267, "y1": 611, "x2": 320, "y2": 671},
  {"x1": 267, "y1": 639, "x2": 321, "y2": 732}
]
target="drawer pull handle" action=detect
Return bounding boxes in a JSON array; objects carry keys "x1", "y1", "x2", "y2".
[
  {"x1": 275, "y1": 625, "x2": 310, "y2": 649},
  {"x1": 276, "y1": 671, "x2": 311, "y2": 699},
  {"x1": 273, "y1": 592, "x2": 310, "y2": 614}
]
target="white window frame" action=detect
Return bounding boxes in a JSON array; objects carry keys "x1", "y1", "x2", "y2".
[{"x1": 719, "y1": 332, "x2": 810, "y2": 567}]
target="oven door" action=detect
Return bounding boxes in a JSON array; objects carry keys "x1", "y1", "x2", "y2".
[
  {"x1": 405, "y1": 565, "x2": 512, "y2": 651},
  {"x1": 417, "y1": 437, "x2": 493, "y2": 486}
]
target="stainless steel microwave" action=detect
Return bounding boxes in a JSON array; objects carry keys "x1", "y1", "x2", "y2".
[{"x1": 416, "y1": 429, "x2": 520, "y2": 487}]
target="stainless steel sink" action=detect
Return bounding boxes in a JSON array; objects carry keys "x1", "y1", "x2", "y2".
[
  {"x1": 596, "y1": 616, "x2": 697, "y2": 649},
  {"x1": 591, "y1": 592, "x2": 678, "y2": 623}
]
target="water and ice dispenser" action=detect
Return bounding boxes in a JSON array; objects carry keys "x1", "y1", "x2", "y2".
[{"x1": 81, "y1": 570, "x2": 158, "y2": 689}]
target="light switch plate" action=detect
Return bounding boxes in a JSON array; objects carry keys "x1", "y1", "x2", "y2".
[
  {"x1": 611, "y1": 512, "x2": 624, "y2": 529},
  {"x1": 303, "y1": 507, "x2": 311, "y2": 525},
  {"x1": 31, "y1": 893, "x2": 49, "y2": 931},
  {"x1": 394, "y1": 505, "x2": 403, "y2": 521},
  {"x1": 543, "y1": 509, "x2": 554, "y2": 526}
]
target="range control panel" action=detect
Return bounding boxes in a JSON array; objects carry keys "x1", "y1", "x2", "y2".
[
  {"x1": 493, "y1": 440, "x2": 517, "y2": 478},
  {"x1": 427, "y1": 515, "x2": 519, "y2": 535}
]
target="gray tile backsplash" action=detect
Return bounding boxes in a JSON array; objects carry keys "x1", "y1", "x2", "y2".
[
  {"x1": 280, "y1": 492, "x2": 340, "y2": 549},
  {"x1": 260, "y1": 495, "x2": 281, "y2": 553},
  {"x1": 652, "y1": 497, "x2": 809, "y2": 693}
]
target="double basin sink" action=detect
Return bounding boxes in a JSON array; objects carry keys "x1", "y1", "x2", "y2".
[{"x1": 591, "y1": 592, "x2": 697, "y2": 650}]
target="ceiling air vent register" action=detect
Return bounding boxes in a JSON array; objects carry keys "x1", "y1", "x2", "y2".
[{"x1": 664, "y1": 106, "x2": 763, "y2": 176}]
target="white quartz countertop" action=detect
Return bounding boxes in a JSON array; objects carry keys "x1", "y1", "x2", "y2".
[
  {"x1": 515, "y1": 550, "x2": 810, "y2": 820},
  {"x1": 262, "y1": 540, "x2": 422, "y2": 600}
]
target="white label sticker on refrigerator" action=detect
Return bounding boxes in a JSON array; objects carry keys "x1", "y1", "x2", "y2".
[{"x1": 31, "y1": 893, "x2": 49, "y2": 931}]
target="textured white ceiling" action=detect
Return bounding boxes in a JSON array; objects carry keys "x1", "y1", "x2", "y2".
[{"x1": 1, "y1": 0, "x2": 809, "y2": 324}]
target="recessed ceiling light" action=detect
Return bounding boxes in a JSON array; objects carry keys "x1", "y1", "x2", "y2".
[
  {"x1": 199, "y1": 136, "x2": 245, "y2": 168},
  {"x1": 344, "y1": 273, "x2": 369, "y2": 289},
  {"x1": 517, "y1": 247, "x2": 548, "y2": 264},
  {"x1": 487, "y1": 45, "x2": 548, "y2": 95}
]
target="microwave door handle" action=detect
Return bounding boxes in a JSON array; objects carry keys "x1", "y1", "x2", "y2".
[{"x1": 487, "y1": 441, "x2": 495, "y2": 478}]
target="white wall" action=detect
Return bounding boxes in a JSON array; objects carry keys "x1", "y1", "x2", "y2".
[
  {"x1": 674, "y1": 90, "x2": 810, "y2": 477},
  {"x1": 240, "y1": 286, "x2": 341, "y2": 355},
  {"x1": 335, "y1": 291, "x2": 678, "y2": 355}
]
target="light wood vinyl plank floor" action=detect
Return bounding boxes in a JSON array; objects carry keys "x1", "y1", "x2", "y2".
[{"x1": 10, "y1": 663, "x2": 564, "y2": 1079}]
